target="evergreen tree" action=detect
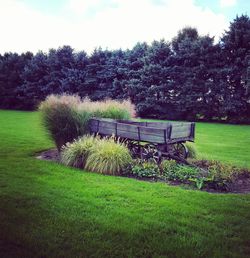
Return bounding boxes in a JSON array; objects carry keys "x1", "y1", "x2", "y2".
[
  {"x1": 18, "y1": 51, "x2": 49, "y2": 109},
  {"x1": 61, "y1": 50, "x2": 89, "y2": 96},
  {"x1": 220, "y1": 15, "x2": 250, "y2": 122},
  {"x1": 0, "y1": 52, "x2": 33, "y2": 109},
  {"x1": 0, "y1": 15, "x2": 249, "y2": 123},
  {"x1": 171, "y1": 27, "x2": 223, "y2": 120}
]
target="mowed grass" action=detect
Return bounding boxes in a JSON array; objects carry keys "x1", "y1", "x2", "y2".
[
  {"x1": 195, "y1": 122, "x2": 250, "y2": 168},
  {"x1": 0, "y1": 110, "x2": 250, "y2": 258},
  {"x1": 143, "y1": 118, "x2": 250, "y2": 168}
]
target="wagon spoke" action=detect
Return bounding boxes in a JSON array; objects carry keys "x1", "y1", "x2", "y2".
[
  {"x1": 172, "y1": 143, "x2": 188, "y2": 159},
  {"x1": 128, "y1": 141, "x2": 141, "y2": 158},
  {"x1": 141, "y1": 144, "x2": 160, "y2": 163}
]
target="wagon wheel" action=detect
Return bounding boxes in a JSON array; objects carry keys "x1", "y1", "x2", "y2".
[
  {"x1": 141, "y1": 144, "x2": 160, "y2": 163},
  {"x1": 127, "y1": 141, "x2": 141, "y2": 158},
  {"x1": 114, "y1": 136, "x2": 128, "y2": 144},
  {"x1": 171, "y1": 143, "x2": 188, "y2": 160}
]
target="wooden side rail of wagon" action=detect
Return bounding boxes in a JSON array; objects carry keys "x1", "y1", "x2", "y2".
[{"x1": 89, "y1": 118, "x2": 195, "y2": 163}]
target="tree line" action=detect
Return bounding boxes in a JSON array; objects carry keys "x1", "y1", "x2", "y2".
[{"x1": 1, "y1": 15, "x2": 250, "y2": 123}]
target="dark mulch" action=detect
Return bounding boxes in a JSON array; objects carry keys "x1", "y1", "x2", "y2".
[
  {"x1": 36, "y1": 149, "x2": 60, "y2": 162},
  {"x1": 36, "y1": 149, "x2": 250, "y2": 194},
  {"x1": 229, "y1": 172, "x2": 250, "y2": 194}
]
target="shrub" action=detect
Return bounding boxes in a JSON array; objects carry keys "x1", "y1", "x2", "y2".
[
  {"x1": 190, "y1": 159, "x2": 242, "y2": 190},
  {"x1": 39, "y1": 94, "x2": 91, "y2": 150},
  {"x1": 61, "y1": 135, "x2": 98, "y2": 168},
  {"x1": 206, "y1": 160, "x2": 239, "y2": 190},
  {"x1": 85, "y1": 138, "x2": 132, "y2": 175},
  {"x1": 186, "y1": 143, "x2": 197, "y2": 159},
  {"x1": 161, "y1": 160, "x2": 199, "y2": 181},
  {"x1": 131, "y1": 160, "x2": 160, "y2": 179},
  {"x1": 160, "y1": 159, "x2": 177, "y2": 175}
]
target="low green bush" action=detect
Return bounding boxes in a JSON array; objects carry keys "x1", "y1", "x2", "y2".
[
  {"x1": 189, "y1": 159, "x2": 243, "y2": 190},
  {"x1": 160, "y1": 159, "x2": 177, "y2": 175},
  {"x1": 85, "y1": 138, "x2": 132, "y2": 175},
  {"x1": 205, "y1": 160, "x2": 239, "y2": 190},
  {"x1": 131, "y1": 160, "x2": 160, "y2": 179},
  {"x1": 61, "y1": 135, "x2": 97, "y2": 168},
  {"x1": 207, "y1": 160, "x2": 238, "y2": 181},
  {"x1": 161, "y1": 160, "x2": 199, "y2": 181}
]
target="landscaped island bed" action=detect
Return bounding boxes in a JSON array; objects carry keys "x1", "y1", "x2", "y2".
[{"x1": 1, "y1": 110, "x2": 250, "y2": 258}]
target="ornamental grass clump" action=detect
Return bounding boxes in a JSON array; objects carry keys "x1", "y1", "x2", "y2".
[
  {"x1": 186, "y1": 143, "x2": 197, "y2": 159},
  {"x1": 85, "y1": 138, "x2": 132, "y2": 175},
  {"x1": 39, "y1": 94, "x2": 136, "y2": 151},
  {"x1": 79, "y1": 98, "x2": 136, "y2": 120},
  {"x1": 61, "y1": 135, "x2": 98, "y2": 168},
  {"x1": 39, "y1": 94, "x2": 91, "y2": 150}
]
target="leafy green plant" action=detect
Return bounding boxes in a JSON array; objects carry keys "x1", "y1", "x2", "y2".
[
  {"x1": 85, "y1": 138, "x2": 132, "y2": 175},
  {"x1": 189, "y1": 177, "x2": 213, "y2": 190},
  {"x1": 131, "y1": 160, "x2": 160, "y2": 179},
  {"x1": 190, "y1": 159, "x2": 242, "y2": 191},
  {"x1": 160, "y1": 159, "x2": 177, "y2": 175},
  {"x1": 61, "y1": 135, "x2": 98, "y2": 168},
  {"x1": 161, "y1": 160, "x2": 199, "y2": 181}
]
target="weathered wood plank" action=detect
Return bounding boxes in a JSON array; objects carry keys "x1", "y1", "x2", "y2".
[
  {"x1": 117, "y1": 120, "x2": 147, "y2": 126},
  {"x1": 117, "y1": 131, "x2": 140, "y2": 140},
  {"x1": 145, "y1": 122, "x2": 169, "y2": 128},
  {"x1": 139, "y1": 126, "x2": 164, "y2": 135},
  {"x1": 117, "y1": 123, "x2": 138, "y2": 133},
  {"x1": 99, "y1": 121, "x2": 117, "y2": 130},
  {"x1": 139, "y1": 134, "x2": 165, "y2": 143},
  {"x1": 89, "y1": 118, "x2": 194, "y2": 143},
  {"x1": 171, "y1": 124, "x2": 191, "y2": 139},
  {"x1": 98, "y1": 127, "x2": 116, "y2": 135}
]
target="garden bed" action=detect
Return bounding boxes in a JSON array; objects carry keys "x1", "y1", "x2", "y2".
[{"x1": 36, "y1": 149, "x2": 250, "y2": 194}]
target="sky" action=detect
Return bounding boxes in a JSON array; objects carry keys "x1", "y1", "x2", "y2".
[{"x1": 0, "y1": 0, "x2": 248, "y2": 54}]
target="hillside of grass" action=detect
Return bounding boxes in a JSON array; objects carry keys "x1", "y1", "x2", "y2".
[{"x1": 0, "y1": 110, "x2": 250, "y2": 258}]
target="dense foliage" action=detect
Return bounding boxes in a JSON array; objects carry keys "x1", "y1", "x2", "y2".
[
  {"x1": 39, "y1": 94, "x2": 135, "y2": 150},
  {"x1": 61, "y1": 135, "x2": 132, "y2": 175},
  {"x1": 39, "y1": 94, "x2": 90, "y2": 150},
  {"x1": 85, "y1": 137, "x2": 132, "y2": 175},
  {"x1": 1, "y1": 15, "x2": 250, "y2": 123},
  {"x1": 126, "y1": 158, "x2": 247, "y2": 191},
  {"x1": 130, "y1": 160, "x2": 160, "y2": 179},
  {"x1": 61, "y1": 135, "x2": 98, "y2": 168}
]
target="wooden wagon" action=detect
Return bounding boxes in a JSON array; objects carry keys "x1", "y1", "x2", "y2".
[{"x1": 89, "y1": 118, "x2": 195, "y2": 163}]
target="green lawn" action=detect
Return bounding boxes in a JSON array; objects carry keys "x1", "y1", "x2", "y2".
[{"x1": 0, "y1": 110, "x2": 250, "y2": 258}]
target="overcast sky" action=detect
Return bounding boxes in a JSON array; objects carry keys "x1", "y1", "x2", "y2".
[{"x1": 0, "y1": 0, "x2": 248, "y2": 54}]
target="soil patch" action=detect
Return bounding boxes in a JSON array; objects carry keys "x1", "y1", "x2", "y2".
[
  {"x1": 36, "y1": 149, "x2": 250, "y2": 194},
  {"x1": 36, "y1": 149, "x2": 60, "y2": 162}
]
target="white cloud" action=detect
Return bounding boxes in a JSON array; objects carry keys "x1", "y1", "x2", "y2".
[
  {"x1": 220, "y1": 0, "x2": 237, "y2": 8},
  {"x1": 0, "y1": 0, "x2": 229, "y2": 54}
]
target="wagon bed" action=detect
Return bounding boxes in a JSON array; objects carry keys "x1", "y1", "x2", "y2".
[
  {"x1": 89, "y1": 118, "x2": 195, "y2": 163},
  {"x1": 90, "y1": 118, "x2": 195, "y2": 143}
]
